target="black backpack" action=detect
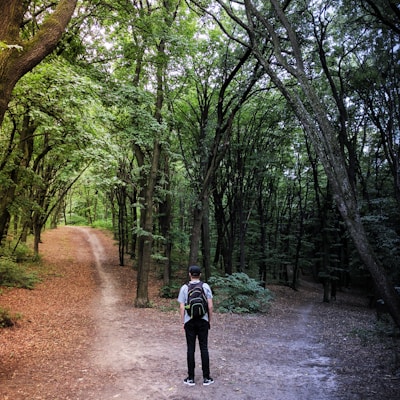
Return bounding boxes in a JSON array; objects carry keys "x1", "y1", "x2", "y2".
[{"x1": 185, "y1": 281, "x2": 208, "y2": 319}]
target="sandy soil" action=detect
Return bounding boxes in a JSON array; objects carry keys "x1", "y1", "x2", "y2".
[{"x1": 1, "y1": 226, "x2": 399, "y2": 399}]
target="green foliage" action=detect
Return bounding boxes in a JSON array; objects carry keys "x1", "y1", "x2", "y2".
[
  {"x1": 208, "y1": 273, "x2": 273, "y2": 314},
  {"x1": 0, "y1": 307, "x2": 21, "y2": 328},
  {"x1": 0, "y1": 240, "x2": 34, "y2": 261},
  {"x1": 8, "y1": 242, "x2": 33, "y2": 263},
  {"x1": 91, "y1": 219, "x2": 113, "y2": 231},
  {"x1": 1, "y1": 0, "x2": 399, "y2": 304},
  {"x1": 160, "y1": 281, "x2": 181, "y2": 299},
  {"x1": 0, "y1": 258, "x2": 40, "y2": 289},
  {"x1": 65, "y1": 214, "x2": 87, "y2": 226}
]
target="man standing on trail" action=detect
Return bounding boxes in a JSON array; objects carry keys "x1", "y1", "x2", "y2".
[{"x1": 178, "y1": 265, "x2": 214, "y2": 386}]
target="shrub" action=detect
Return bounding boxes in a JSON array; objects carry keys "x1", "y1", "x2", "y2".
[
  {"x1": 0, "y1": 257, "x2": 40, "y2": 289},
  {"x1": 0, "y1": 240, "x2": 33, "y2": 262},
  {"x1": 91, "y1": 219, "x2": 113, "y2": 230},
  {"x1": 0, "y1": 307, "x2": 21, "y2": 328},
  {"x1": 65, "y1": 214, "x2": 87, "y2": 225},
  {"x1": 10, "y1": 242, "x2": 33, "y2": 262},
  {"x1": 208, "y1": 272, "x2": 273, "y2": 314},
  {"x1": 160, "y1": 282, "x2": 181, "y2": 299}
]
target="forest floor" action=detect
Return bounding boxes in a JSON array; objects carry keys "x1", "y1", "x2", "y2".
[{"x1": 0, "y1": 226, "x2": 399, "y2": 400}]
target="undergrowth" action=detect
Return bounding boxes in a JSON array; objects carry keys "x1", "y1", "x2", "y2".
[
  {"x1": 160, "y1": 281, "x2": 181, "y2": 299},
  {"x1": 0, "y1": 307, "x2": 21, "y2": 328},
  {"x1": 351, "y1": 320, "x2": 400, "y2": 345},
  {"x1": 0, "y1": 257, "x2": 40, "y2": 289},
  {"x1": 0, "y1": 242, "x2": 40, "y2": 289},
  {"x1": 209, "y1": 272, "x2": 273, "y2": 314}
]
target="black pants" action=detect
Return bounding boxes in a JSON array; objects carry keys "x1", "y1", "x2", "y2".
[{"x1": 184, "y1": 318, "x2": 210, "y2": 379}]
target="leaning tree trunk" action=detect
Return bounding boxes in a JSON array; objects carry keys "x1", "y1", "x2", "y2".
[
  {"x1": 0, "y1": 0, "x2": 78, "y2": 126},
  {"x1": 284, "y1": 77, "x2": 400, "y2": 325},
  {"x1": 302, "y1": 81, "x2": 400, "y2": 326}
]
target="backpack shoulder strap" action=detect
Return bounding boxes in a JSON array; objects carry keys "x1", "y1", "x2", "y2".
[{"x1": 187, "y1": 280, "x2": 202, "y2": 287}]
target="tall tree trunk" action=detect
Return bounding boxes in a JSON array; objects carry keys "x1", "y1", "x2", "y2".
[
  {"x1": 32, "y1": 215, "x2": 42, "y2": 256},
  {"x1": 130, "y1": 190, "x2": 138, "y2": 259},
  {"x1": 135, "y1": 140, "x2": 161, "y2": 307},
  {"x1": 116, "y1": 186, "x2": 127, "y2": 266},
  {"x1": 212, "y1": 188, "x2": 228, "y2": 271},
  {"x1": 135, "y1": 36, "x2": 166, "y2": 307},
  {"x1": 201, "y1": 200, "x2": 211, "y2": 281},
  {"x1": 159, "y1": 156, "x2": 172, "y2": 286},
  {"x1": 188, "y1": 48, "x2": 256, "y2": 265},
  {"x1": 189, "y1": 202, "x2": 204, "y2": 265}
]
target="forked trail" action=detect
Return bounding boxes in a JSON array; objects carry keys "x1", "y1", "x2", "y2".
[{"x1": 2, "y1": 226, "x2": 396, "y2": 399}]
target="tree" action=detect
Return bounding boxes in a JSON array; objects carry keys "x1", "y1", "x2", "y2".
[
  {"x1": 174, "y1": 21, "x2": 261, "y2": 274},
  {"x1": 211, "y1": 91, "x2": 294, "y2": 276},
  {"x1": 1, "y1": 58, "x2": 110, "y2": 254},
  {"x1": 208, "y1": 0, "x2": 400, "y2": 325},
  {"x1": 0, "y1": 0, "x2": 78, "y2": 243},
  {"x1": 84, "y1": 0, "x2": 188, "y2": 306},
  {"x1": 0, "y1": 0, "x2": 78, "y2": 126}
]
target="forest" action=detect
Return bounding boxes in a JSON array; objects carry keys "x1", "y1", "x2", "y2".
[{"x1": 1, "y1": 0, "x2": 400, "y2": 325}]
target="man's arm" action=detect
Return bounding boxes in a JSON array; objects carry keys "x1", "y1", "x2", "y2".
[
  {"x1": 207, "y1": 298, "x2": 213, "y2": 327},
  {"x1": 180, "y1": 302, "x2": 186, "y2": 324}
]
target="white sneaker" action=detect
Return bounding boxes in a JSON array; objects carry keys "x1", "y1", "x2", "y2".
[
  {"x1": 203, "y1": 377, "x2": 214, "y2": 386},
  {"x1": 184, "y1": 378, "x2": 195, "y2": 386}
]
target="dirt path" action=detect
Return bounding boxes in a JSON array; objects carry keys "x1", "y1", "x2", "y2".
[
  {"x1": 80, "y1": 227, "x2": 337, "y2": 400},
  {"x1": 1, "y1": 227, "x2": 399, "y2": 399}
]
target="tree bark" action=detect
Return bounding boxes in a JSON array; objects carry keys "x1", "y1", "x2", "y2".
[
  {"x1": 159, "y1": 156, "x2": 173, "y2": 286},
  {"x1": 0, "y1": 0, "x2": 78, "y2": 126},
  {"x1": 135, "y1": 37, "x2": 165, "y2": 307},
  {"x1": 135, "y1": 140, "x2": 161, "y2": 307},
  {"x1": 0, "y1": 115, "x2": 36, "y2": 244},
  {"x1": 189, "y1": 202, "x2": 204, "y2": 265},
  {"x1": 201, "y1": 200, "x2": 211, "y2": 281}
]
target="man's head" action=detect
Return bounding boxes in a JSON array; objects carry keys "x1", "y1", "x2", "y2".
[{"x1": 189, "y1": 265, "x2": 201, "y2": 277}]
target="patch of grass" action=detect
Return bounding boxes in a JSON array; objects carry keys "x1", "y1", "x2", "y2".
[
  {"x1": 374, "y1": 319, "x2": 400, "y2": 338},
  {"x1": 350, "y1": 327, "x2": 377, "y2": 345}
]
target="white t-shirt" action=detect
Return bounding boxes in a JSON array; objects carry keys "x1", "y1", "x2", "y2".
[{"x1": 177, "y1": 280, "x2": 213, "y2": 324}]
